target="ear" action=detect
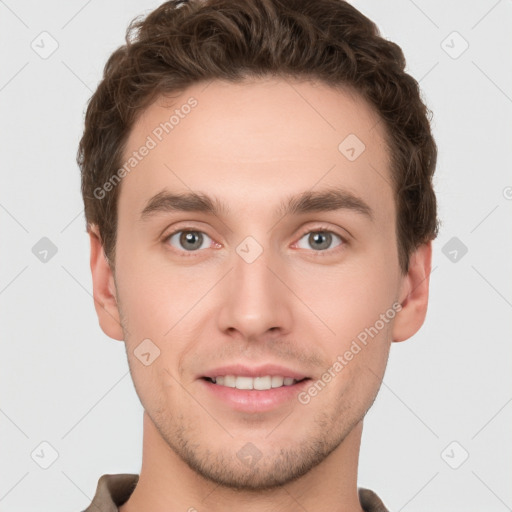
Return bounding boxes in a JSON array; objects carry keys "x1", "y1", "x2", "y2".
[
  {"x1": 392, "y1": 241, "x2": 432, "y2": 343},
  {"x1": 88, "y1": 225, "x2": 124, "y2": 341}
]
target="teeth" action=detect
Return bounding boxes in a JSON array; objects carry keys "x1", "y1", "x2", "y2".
[
  {"x1": 236, "y1": 376, "x2": 253, "y2": 390},
  {"x1": 271, "y1": 376, "x2": 284, "y2": 388},
  {"x1": 209, "y1": 375, "x2": 302, "y2": 390}
]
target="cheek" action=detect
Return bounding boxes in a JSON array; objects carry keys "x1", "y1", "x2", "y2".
[
  {"x1": 294, "y1": 256, "x2": 398, "y2": 341},
  {"x1": 115, "y1": 256, "x2": 211, "y2": 390},
  {"x1": 115, "y1": 242, "x2": 203, "y2": 338},
  {"x1": 294, "y1": 254, "x2": 396, "y2": 401}
]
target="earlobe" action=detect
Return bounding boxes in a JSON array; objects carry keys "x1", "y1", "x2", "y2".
[
  {"x1": 89, "y1": 225, "x2": 124, "y2": 341},
  {"x1": 392, "y1": 242, "x2": 433, "y2": 343}
]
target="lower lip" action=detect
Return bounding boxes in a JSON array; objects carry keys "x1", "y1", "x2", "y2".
[{"x1": 200, "y1": 378, "x2": 311, "y2": 413}]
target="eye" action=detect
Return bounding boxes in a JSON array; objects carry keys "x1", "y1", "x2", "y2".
[
  {"x1": 295, "y1": 229, "x2": 344, "y2": 252},
  {"x1": 166, "y1": 229, "x2": 213, "y2": 252}
]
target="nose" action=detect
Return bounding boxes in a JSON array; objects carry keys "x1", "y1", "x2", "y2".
[{"x1": 216, "y1": 243, "x2": 294, "y2": 343}]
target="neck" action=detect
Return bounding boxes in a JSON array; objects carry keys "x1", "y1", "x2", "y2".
[{"x1": 119, "y1": 411, "x2": 365, "y2": 512}]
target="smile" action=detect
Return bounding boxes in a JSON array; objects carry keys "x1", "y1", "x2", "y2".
[{"x1": 204, "y1": 375, "x2": 307, "y2": 390}]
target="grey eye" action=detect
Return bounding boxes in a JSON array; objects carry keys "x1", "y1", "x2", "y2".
[
  {"x1": 168, "y1": 230, "x2": 212, "y2": 251},
  {"x1": 296, "y1": 231, "x2": 342, "y2": 251}
]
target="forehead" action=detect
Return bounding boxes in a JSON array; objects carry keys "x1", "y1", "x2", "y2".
[{"x1": 118, "y1": 77, "x2": 393, "y2": 224}]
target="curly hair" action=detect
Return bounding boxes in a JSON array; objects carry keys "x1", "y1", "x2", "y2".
[{"x1": 77, "y1": 0, "x2": 439, "y2": 274}]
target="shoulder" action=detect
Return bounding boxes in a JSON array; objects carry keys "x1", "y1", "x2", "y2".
[
  {"x1": 82, "y1": 473, "x2": 139, "y2": 512},
  {"x1": 358, "y1": 487, "x2": 390, "y2": 512}
]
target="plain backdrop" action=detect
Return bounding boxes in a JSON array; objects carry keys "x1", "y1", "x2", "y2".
[{"x1": 1, "y1": 1, "x2": 511, "y2": 511}]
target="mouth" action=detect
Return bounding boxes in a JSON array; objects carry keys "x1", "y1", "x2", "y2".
[
  {"x1": 201, "y1": 375, "x2": 311, "y2": 390},
  {"x1": 198, "y1": 364, "x2": 313, "y2": 412},
  {"x1": 200, "y1": 375, "x2": 312, "y2": 413}
]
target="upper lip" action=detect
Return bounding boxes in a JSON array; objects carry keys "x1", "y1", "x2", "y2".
[{"x1": 200, "y1": 364, "x2": 310, "y2": 380}]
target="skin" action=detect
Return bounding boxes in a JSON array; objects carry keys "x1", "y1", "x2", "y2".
[{"x1": 89, "y1": 77, "x2": 432, "y2": 512}]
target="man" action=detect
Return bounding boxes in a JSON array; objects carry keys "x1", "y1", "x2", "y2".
[{"x1": 78, "y1": 0, "x2": 438, "y2": 510}]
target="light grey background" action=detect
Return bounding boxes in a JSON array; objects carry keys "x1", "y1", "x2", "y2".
[{"x1": 1, "y1": 1, "x2": 511, "y2": 511}]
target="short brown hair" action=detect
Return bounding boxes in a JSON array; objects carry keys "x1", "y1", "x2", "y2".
[{"x1": 77, "y1": 0, "x2": 439, "y2": 274}]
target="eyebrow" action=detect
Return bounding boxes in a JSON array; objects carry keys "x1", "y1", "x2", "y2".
[{"x1": 139, "y1": 187, "x2": 374, "y2": 222}]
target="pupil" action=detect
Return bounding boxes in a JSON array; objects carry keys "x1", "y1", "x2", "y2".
[
  {"x1": 310, "y1": 231, "x2": 331, "y2": 250},
  {"x1": 180, "y1": 231, "x2": 202, "y2": 250}
]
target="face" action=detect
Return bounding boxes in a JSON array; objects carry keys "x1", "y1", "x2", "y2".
[{"x1": 91, "y1": 77, "x2": 429, "y2": 491}]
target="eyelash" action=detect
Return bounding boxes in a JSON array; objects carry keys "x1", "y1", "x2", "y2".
[{"x1": 162, "y1": 224, "x2": 348, "y2": 257}]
